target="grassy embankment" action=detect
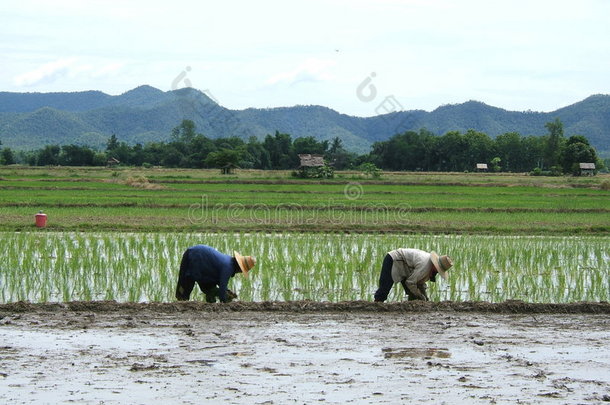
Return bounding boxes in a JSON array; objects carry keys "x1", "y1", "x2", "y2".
[{"x1": 0, "y1": 166, "x2": 608, "y2": 234}]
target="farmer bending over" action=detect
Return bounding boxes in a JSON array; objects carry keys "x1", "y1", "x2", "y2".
[
  {"x1": 374, "y1": 249, "x2": 453, "y2": 302},
  {"x1": 175, "y1": 245, "x2": 256, "y2": 302}
]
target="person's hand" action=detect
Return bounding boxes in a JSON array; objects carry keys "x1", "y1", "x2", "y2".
[
  {"x1": 227, "y1": 289, "x2": 238, "y2": 302},
  {"x1": 418, "y1": 283, "x2": 429, "y2": 301},
  {"x1": 407, "y1": 292, "x2": 427, "y2": 301}
]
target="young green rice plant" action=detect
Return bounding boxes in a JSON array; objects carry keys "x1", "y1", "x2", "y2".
[{"x1": 0, "y1": 232, "x2": 608, "y2": 304}]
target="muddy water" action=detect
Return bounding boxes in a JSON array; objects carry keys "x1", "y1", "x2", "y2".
[{"x1": 1, "y1": 303, "x2": 609, "y2": 404}]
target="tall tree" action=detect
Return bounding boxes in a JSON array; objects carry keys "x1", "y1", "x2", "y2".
[
  {"x1": 544, "y1": 118, "x2": 564, "y2": 169},
  {"x1": 59, "y1": 145, "x2": 96, "y2": 166},
  {"x1": 326, "y1": 136, "x2": 356, "y2": 170},
  {"x1": 560, "y1": 135, "x2": 598, "y2": 175},
  {"x1": 243, "y1": 136, "x2": 270, "y2": 169},
  {"x1": 1, "y1": 147, "x2": 15, "y2": 165},
  {"x1": 106, "y1": 139, "x2": 133, "y2": 164},
  {"x1": 521, "y1": 136, "x2": 546, "y2": 171},
  {"x1": 186, "y1": 135, "x2": 216, "y2": 168},
  {"x1": 171, "y1": 119, "x2": 197, "y2": 143},
  {"x1": 160, "y1": 145, "x2": 183, "y2": 167},
  {"x1": 494, "y1": 132, "x2": 522, "y2": 172},
  {"x1": 462, "y1": 129, "x2": 493, "y2": 170},
  {"x1": 263, "y1": 131, "x2": 296, "y2": 169},
  {"x1": 106, "y1": 134, "x2": 119, "y2": 151},
  {"x1": 437, "y1": 131, "x2": 467, "y2": 171},
  {"x1": 416, "y1": 129, "x2": 438, "y2": 172},
  {"x1": 329, "y1": 137, "x2": 343, "y2": 154},
  {"x1": 293, "y1": 136, "x2": 328, "y2": 155},
  {"x1": 204, "y1": 148, "x2": 243, "y2": 169},
  {"x1": 37, "y1": 145, "x2": 61, "y2": 166}
]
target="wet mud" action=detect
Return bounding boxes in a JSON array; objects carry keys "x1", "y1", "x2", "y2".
[
  {"x1": 2, "y1": 300, "x2": 610, "y2": 314},
  {"x1": 1, "y1": 301, "x2": 609, "y2": 404}
]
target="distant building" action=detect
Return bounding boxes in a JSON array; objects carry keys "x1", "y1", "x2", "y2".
[
  {"x1": 579, "y1": 162, "x2": 596, "y2": 176},
  {"x1": 298, "y1": 154, "x2": 325, "y2": 168},
  {"x1": 107, "y1": 157, "x2": 120, "y2": 167},
  {"x1": 297, "y1": 154, "x2": 325, "y2": 178},
  {"x1": 221, "y1": 163, "x2": 238, "y2": 175},
  {"x1": 476, "y1": 163, "x2": 488, "y2": 172}
]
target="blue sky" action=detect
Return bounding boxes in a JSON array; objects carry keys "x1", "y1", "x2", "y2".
[{"x1": 2, "y1": 0, "x2": 609, "y2": 116}]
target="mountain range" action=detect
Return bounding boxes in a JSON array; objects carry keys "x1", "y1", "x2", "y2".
[{"x1": 1, "y1": 85, "x2": 609, "y2": 154}]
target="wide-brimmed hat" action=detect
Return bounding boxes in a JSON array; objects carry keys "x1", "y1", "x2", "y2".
[
  {"x1": 234, "y1": 251, "x2": 256, "y2": 277},
  {"x1": 430, "y1": 251, "x2": 453, "y2": 280}
]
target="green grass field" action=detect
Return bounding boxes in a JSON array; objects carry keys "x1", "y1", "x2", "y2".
[
  {"x1": 1, "y1": 166, "x2": 609, "y2": 304},
  {"x1": 1, "y1": 166, "x2": 609, "y2": 234}
]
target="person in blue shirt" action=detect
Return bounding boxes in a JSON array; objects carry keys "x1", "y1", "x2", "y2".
[{"x1": 175, "y1": 245, "x2": 256, "y2": 302}]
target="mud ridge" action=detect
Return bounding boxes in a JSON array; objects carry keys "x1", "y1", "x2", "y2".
[
  {"x1": 2, "y1": 201, "x2": 607, "y2": 214},
  {"x1": 1, "y1": 300, "x2": 609, "y2": 314}
]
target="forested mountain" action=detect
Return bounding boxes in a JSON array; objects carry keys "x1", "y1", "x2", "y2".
[{"x1": 1, "y1": 86, "x2": 609, "y2": 153}]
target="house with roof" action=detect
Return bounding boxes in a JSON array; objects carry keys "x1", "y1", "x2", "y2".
[
  {"x1": 476, "y1": 163, "x2": 488, "y2": 172},
  {"x1": 579, "y1": 162, "x2": 596, "y2": 176},
  {"x1": 297, "y1": 154, "x2": 326, "y2": 178}
]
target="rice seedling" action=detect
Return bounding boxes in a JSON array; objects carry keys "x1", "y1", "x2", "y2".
[{"x1": 0, "y1": 232, "x2": 608, "y2": 304}]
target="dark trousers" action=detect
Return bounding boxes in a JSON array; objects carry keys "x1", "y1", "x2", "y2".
[
  {"x1": 374, "y1": 254, "x2": 395, "y2": 302},
  {"x1": 175, "y1": 277, "x2": 217, "y2": 301},
  {"x1": 175, "y1": 250, "x2": 216, "y2": 301}
]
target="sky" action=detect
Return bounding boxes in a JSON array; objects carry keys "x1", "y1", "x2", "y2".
[{"x1": 2, "y1": 0, "x2": 610, "y2": 116}]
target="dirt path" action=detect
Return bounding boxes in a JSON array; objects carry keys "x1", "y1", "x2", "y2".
[{"x1": 1, "y1": 302, "x2": 609, "y2": 404}]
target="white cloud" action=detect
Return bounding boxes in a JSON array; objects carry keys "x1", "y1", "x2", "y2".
[
  {"x1": 265, "y1": 58, "x2": 336, "y2": 86},
  {"x1": 12, "y1": 58, "x2": 126, "y2": 88},
  {"x1": 13, "y1": 58, "x2": 76, "y2": 86},
  {"x1": 91, "y1": 62, "x2": 124, "y2": 78},
  {"x1": 3, "y1": 0, "x2": 610, "y2": 113}
]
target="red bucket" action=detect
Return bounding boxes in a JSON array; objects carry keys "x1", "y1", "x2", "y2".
[{"x1": 35, "y1": 212, "x2": 47, "y2": 228}]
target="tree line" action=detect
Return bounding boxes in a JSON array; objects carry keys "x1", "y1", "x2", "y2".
[
  {"x1": 1, "y1": 118, "x2": 605, "y2": 175},
  {"x1": 370, "y1": 119, "x2": 603, "y2": 174}
]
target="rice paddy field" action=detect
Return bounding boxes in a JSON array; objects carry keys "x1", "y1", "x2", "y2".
[
  {"x1": 1, "y1": 232, "x2": 608, "y2": 304},
  {"x1": 2, "y1": 166, "x2": 610, "y2": 404},
  {"x1": 1, "y1": 166, "x2": 608, "y2": 304}
]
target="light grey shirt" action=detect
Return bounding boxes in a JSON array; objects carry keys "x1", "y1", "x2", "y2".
[{"x1": 389, "y1": 248, "x2": 433, "y2": 300}]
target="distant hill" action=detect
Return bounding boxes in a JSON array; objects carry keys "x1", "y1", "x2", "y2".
[{"x1": 1, "y1": 85, "x2": 609, "y2": 154}]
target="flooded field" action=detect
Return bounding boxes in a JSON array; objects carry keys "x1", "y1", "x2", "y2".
[
  {"x1": 2, "y1": 232, "x2": 609, "y2": 303},
  {"x1": 1, "y1": 302, "x2": 609, "y2": 404},
  {"x1": 1, "y1": 169, "x2": 608, "y2": 403}
]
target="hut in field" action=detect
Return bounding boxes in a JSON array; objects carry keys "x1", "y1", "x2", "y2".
[
  {"x1": 476, "y1": 163, "x2": 488, "y2": 172},
  {"x1": 579, "y1": 162, "x2": 596, "y2": 176},
  {"x1": 221, "y1": 162, "x2": 238, "y2": 175},
  {"x1": 298, "y1": 154, "x2": 325, "y2": 177},
  {"x1": 107, "y1": 157, "x2": 120, "y2": 167}
]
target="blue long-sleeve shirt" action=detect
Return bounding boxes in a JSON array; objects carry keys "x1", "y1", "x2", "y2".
[{"x1": 181, "y1": 245, "x2": 237, "y2": 302}]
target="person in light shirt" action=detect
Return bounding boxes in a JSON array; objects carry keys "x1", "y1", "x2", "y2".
[{"x1": 374, "y1": 249, "x2": 453, "y2": 302}]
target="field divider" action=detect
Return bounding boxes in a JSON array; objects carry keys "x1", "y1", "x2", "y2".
[
  {"x1": 0, "y1": 201, "x2": 607, "y2": 213},
  {"x1": 1, "y1": 300, "x2": 609, "y2": 314}
]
